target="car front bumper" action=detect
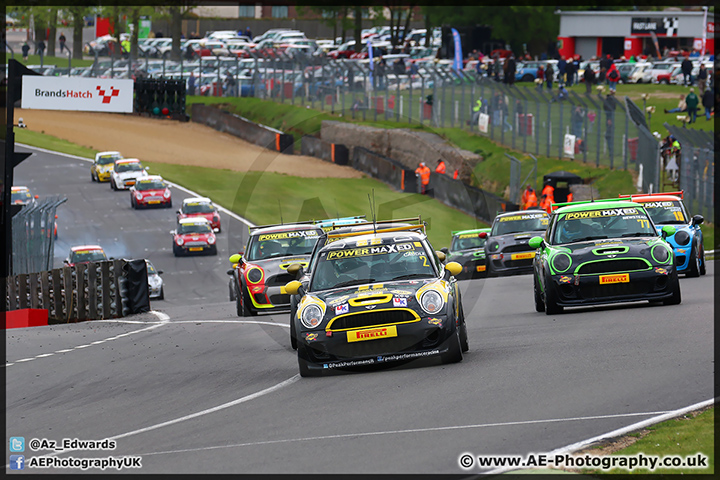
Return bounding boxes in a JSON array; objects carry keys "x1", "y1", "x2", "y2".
[
  {"x1": 488, "y1": 250, "x2": 536, "y2": 275},
  {"x1": 549, "y1": 266, "x2": 676, "y2": 307}
]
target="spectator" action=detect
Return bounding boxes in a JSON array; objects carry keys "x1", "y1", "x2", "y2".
[
  {"x1": 583, "y1": 65, "x2": 596, "y2": 95},
  {"x1": 545, "y1": 62, "x2": 554, "y2": 91},
  {"x1": 697, "y1": 64, "x2": 708, "y2": 93},
  {"x1": 606, "y1": 62, "x2": 620, "y2": 92},
  {"x1": 224, "y1": 71, "x2": 237, "y2": 97},
  {"x1": 505, "y1": 54, "x2": 516, "y2": 85},
  {"x1": 571, "y1": 105, "x2": 584, "y2": 140},
  {"x1": 21, "y1": 41, "x2": 30, "y2": 60},
  {"x1": 681, "y1": 56, "x2": 693, "y2": 86},
  {"x1": 521, "y1": 185, "x2": 538, "y2": 210},
  {"x1": 415, "y1": 162, "x2": 431, "y2": 194},
  {"x1": 557, "y1": 57, "x2": 567, "y2": 84},
  {"x1": 37, "y1": 39, "x2": 46, "y2": 57},
  {"x1": 539, "y1": 180, "x2": 555, "y2": 213},
  {"x1": 453, "y1": 169, "x2": 459, "y2": 180},
  {"x1": 185, "y1": 42, "x2": 194, "y2": 60},
  {"x1": 245, "y1": 27, "x2": 252, "y2": 40},
  {"x1": 664, "y1": 94, "x2": 687, "y2": 113},
  {"x1": 58, "y1": 32, "x2": 68, "y2": 54},
  {"x1": 565, "y1": 57, "x2": 575, "y2": 87},
  {"x1": 604, "y1": 91, "x2": 616, "y2": 158},
  {"x1": 188, "y1": 72, "x2": 196, "y2": 95},
  {"x1": 377, "y1": 57, "x2": 387, "y2": 89},
  {"x1": 702, "y1": 87, "x2": 713, "y2": 121},
  {"x1": 471, "y1": 96, "x2": 484, "y2": 125},
  {"x1": 435, "y1": 159, "x2": 446, "y2": 174},
  {"x1": 552, "y1": 83, "x2": 569, "y2": 102},
  {"x1": 536, "y1": 65, "x2": 545, "y2": 91},
  {"x1": 685, "y1": 87, "x2": 699, "y2": 123}
]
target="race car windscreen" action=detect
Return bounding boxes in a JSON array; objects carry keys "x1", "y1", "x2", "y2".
[
  {"x1": 70, "y1": 250, "x2": 107, "y2": 263},
  {"x1": 245, "y1": 229, "x2": 322, "y2": 261},
  {"x1": 146, "y1": 262, "x2": 157, "y2": 274},
  {"x1": 640, "y1": 201, "x2": 687, "y2": 225},
  {"x1": 177, "y1": 223, "x2": 212, "y2": 235},
  {"x1": 136, "y1": 180, "x2": 167, "y2": 191},
  {"x1": 492, "y1": 213, "x2": 549, "y2": 236},
  {"x1": 183, "y1": 202, "x2": 215, "y2": 214},
  {"x1": 552, "y1": 207, "x2": 656, "y2": 244},
  {"x1": 451, "y1": 233, "x2": 486, "y2": 251},
  {"x1": 11, "y1": 191, "x2": 32, "y2": 203},
  {"x1": 97, "y1": 154, "x2": 120, "y2": 165},
  {"x1": 310, "y1": 239, "x2": 435, "y2": 291},
  {"x1": 115, "y1": 163, "x2": 144, "y2": 173}
]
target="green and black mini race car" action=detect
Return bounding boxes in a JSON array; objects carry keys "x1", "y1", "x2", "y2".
[
  {"x1": 284, "y1": 223, "x2": 468, "y2": 376},
  {"x1": 442, "y1": 228, "x2": 491, "y2": 279},
  {"x1": 530, "y1": 199, "x2": 681, "y2": 315}
]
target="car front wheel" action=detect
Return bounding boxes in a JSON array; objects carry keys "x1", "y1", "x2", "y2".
[
  {"x1": 663, "y1": 271, "x2": 682, "y2": 305},
  {"x1": 686, "y1": 242, "x2": 700, "y2": 277},
  {"x1": 534, "y1": 271, "x2": 545, "y2": 312},
  {"x1": 544, "y1": 271, "x2": 563, "y2": 315}
]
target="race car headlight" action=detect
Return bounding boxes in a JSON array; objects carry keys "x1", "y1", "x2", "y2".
[
  {"x1": 163, "y1": 189, "x2": 171, "y2": 199},
  {"x1": 300, "y1": 304, "x2": 323, "y2": 329},
  {"x1": 487, "y1": 240, "x2": 499, "y2": 252},
  {"x1": 135, "y1": 192, "x2": 143, "y2": 200},
  {"x1": 207, "y1": 235, "x2": 216, "y2": 245},
  {"x1": 420, "y1": 290, "x2": 444, "y2": 314},
  {"x1": 176, "y1": 237, "x2": 184, "y2": 246},
  {"x1": 673, "y1": 230, "x2": 690, "y2": 246},
  {"x1": 651, "y1": 244, "x2": 671, "y2": 264},
  {"x1": 551, "y1": 253, "x2": 572, "y2": 273},
  {"x1": 246, "y1": 267, "x2": 263, "y2": 283}
]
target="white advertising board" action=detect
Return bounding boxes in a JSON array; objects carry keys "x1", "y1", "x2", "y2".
[
  {"x1": 563, "y1": 134, "x2": 576, "y2": 159},
  {"x1": 478, "y1": 113, "x2": 489, "y2": 134},
  {"x1": 21, "y1": 77, "x2": 134, "y2": 113}
]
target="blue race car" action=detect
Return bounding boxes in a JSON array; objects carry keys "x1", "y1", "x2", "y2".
[{"x1": 620, "y1": 191, "x2": 706, "y2": 277}]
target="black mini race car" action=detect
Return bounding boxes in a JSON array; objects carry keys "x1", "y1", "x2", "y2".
[
  {"x1": 485, "y1": 210, "x2": 549, "y2": 276},
  {"x1": 284, "y1": 223, "x2": 467, "y2": 376}
]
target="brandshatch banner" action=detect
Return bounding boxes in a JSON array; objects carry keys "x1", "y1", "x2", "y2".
[{"x1": 22, "y1": 77, "x2": 134, "y2": 113}]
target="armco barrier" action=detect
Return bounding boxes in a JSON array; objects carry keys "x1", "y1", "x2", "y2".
[
  {"x1": 301, "y1": 136, "x2": 349, "y2": 166},
  {"x1": 351, "y1": 147, "x2": 416, "y2": 193},
  {"x1": 191, "y1": 104, "x2": 294, "y2": 154},
  {"x1": 429, "y1": 172, "x2": 518, "y2": 223}
]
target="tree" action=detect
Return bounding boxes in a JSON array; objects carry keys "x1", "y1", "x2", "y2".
[
  {"x1": 67, "y1": 6, "x2": 91, "y2": 60},
  {"x1": 385, "y1": 2, "x2": 416, "y2": 48}
]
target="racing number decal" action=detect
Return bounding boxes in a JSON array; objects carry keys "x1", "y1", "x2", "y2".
[
  {"x1": 673, "y1": 211, "x2": 683, "y2": 222},
  {"x1": 636, "y1": 218, "x2": 650, "y2": 229},
  {"x1": 419, "y1": 255, "x2": 429, "y2": 267}
]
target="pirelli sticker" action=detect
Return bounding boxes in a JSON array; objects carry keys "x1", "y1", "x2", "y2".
[
  {"x1": 565, "y1": 208, "x2": 638, "y2": 221},
  {"x1": 346, "y1": 326, "x2": 398, "y2": 342},
  {"x1": 511, "y1": 252, "x2": 535, "y2": 261},
  {"x1": 257, "y1": 230, "x2": 320, "y2": 241},
  {"x1": 326, "y1": 242, "x2": 414, "y2": 260},
  {"x1": 599, "y1": 273, "x2": 630, "y2": 284},
  {"x1": 499, "y1": 213, "x2": 546, "y2": 222}
]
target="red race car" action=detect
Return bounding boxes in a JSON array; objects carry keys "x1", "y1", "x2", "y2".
[
  {"x1": 64, "y1": 245, "x2": 108, "y2": 267},
  {"x1": 172, "y1": 217, "x2": 217, "y2": 256},
  {"x1": 177, "y1": 197, "x2": 221, "y2": 233},
  {"x1": 130, "y1": 175, "x2": 172, "y2": 209}
]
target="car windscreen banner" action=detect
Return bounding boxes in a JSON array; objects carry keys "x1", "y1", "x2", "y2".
[
  {"x1": 124, "y1": 259, "x2": 150, "y2": 314},
  {"x1": 21, "y1": 76, "x2": 134, "y2": 112}
]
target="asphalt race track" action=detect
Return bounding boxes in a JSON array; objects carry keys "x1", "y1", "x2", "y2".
[{"x1": 5, "y1": 146, "x2": 714, "y2": 474}]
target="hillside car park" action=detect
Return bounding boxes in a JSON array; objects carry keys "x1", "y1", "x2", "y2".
[{"x1": 3, "y1": 18, "x2": 715, "y2": 475}]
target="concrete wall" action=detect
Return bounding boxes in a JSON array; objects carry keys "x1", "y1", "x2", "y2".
[{"x1": 319, "y1": 121, "x2": 482, "y2": 183}]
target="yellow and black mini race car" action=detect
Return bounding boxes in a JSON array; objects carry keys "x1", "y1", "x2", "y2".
[
  {"x1": 284, "y1": 222, "x2": 467, "y2": 377},
  {"x1": 91, "y1": 151, "x2": 123, "y2": 182}
]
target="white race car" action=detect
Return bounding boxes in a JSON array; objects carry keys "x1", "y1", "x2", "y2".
[
  {"x1": 110, "y1": 158, "x2": 149, "y2": 190},
  {"x1": 146, "y1": 259, "x2": 165, "y2": 299}
]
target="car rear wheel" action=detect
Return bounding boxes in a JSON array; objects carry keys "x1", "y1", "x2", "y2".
[
  {"x1": 534, "y1": 272, "x2": 545, "y2": 312},
  {"x1": 686, "y1": 242, "x2": 700, "y2": 277},
  {"x1": 663, "y1": 271, "x2": 682, "y2": 305},
  {"x1": 522, "y1": 74, "x2": 533, "y2": 82},
  {"x1": 544, "y1": 271, "x2": 563, "y2": 315},
  {"x1": 457, "y1": 303, "x2": 469, "y2": 353},
  {"x1": 699, "y1": 246, "x2": 706, "y2": 275},
  {"x1": 158, "y1": 286, "x2": 164, "y2": 300}
]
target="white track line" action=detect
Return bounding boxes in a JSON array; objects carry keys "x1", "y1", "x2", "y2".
[
  {"x1": 119, "y1": 409, "x2": 678, "y2": 459},
  {"x1": 4, "y1": 311, "x2": 169, "y2": 368},
  {"x1": 171, "y1": 320, "x2": 289, "y2": 328},
  {"x1": 484, "y1": 397, "x2": 716, "y2": 475},
  {"x1": 40, "y1": 374, "x2": 300, "y2": 458},
  {"x1": 17, "y1": 143, "x2": 255, "y2": 228}
]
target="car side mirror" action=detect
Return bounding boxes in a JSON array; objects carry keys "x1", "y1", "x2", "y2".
[
  {"x1": 436, "y1": 251, "x2": 446, "y2": 262},
  {"x1": 661, "y1": 225, "x2": 676, "y2": 239},
  {"x1": 63, "y1": 259, "x2": 69, "y2": 265},
  {"x1": 287, "y1": 263, "x2": 303, "y2": 276},
  {"x1": 34, "y1": 195, "x2": 39, "y2": 199},
  {"x1": 229, "y1": 253, "x2": 242, "y2": 263},
  {"x1": 478, "y1": 232, "x2": 488, "y2": 239},
  {"x1": 157, "y1": 270, "x2": 163, "y2": 275},
  {"x1": 440, "y1": 247, "x2": 449, "y2": 254},
  {"x1": 170, "y1": 230, "x2": 176, "y2": 235},
  {"x1": 176, "y1": 210, "x2": 181, "y2": 215},
  {"x1": 528, "y1": 236, "x2": 544, "y2": 249},
  {"x1": 285, "y1": 280, "x2": 304, "y2": 296},
  {"x1": 692, "y1": 214, "x2": 704, "y2": 226},
  {"x1": 144, "y1": 167, "x2": 150, "y2": 171},
  {"x1": 226, "y1": 269, "x2": 235, "y2": 275},
  {"x1": 444, "y1": 261, "x2": 462, "y2": 279}
]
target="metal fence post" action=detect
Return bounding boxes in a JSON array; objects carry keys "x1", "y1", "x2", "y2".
[{"x1": 558, "y1": 101, "x2": 564, "y2": 159}]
